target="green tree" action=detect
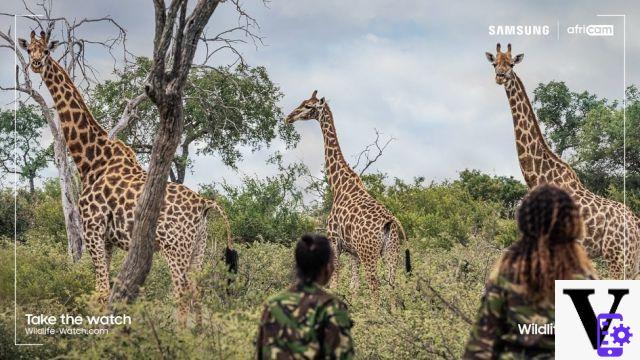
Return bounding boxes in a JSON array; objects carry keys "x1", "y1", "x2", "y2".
[
  {"x1": 574, "y1": 86, "x2": 640, "y2": 211},
  {"x1": 91, "y1": 57, "x2": 298, "y2": 183},
  {"x1": 454, "y1": 169, "x2": 527, "y2": 217},
  {"x1": 533, "y1": 81, "x2": 604, "y2": 156},
  {"x1": 533, "y1": 82, "x2": 640, "y2": 213},
  {"x1": 201, "y1": 154, "x2": 314, "y2": 244},
  {"x1": 0, "y1": 105, "x2": 51, "y2": 194}
]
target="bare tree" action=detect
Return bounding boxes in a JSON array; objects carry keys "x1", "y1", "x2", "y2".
[
  {"x1": 109, "y1": 0, "x2": 262, "y2": 304},
  {"x1": 351, "y1": 128, "x2": 395, "y2": 176},
  {"x1": 0, "y1": 2, "x2": 127, "y2": 261}
]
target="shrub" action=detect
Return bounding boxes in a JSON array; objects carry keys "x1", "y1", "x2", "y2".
[
  {"x1": 200, "y1": 159, "x2": 315, "y2": 245},
  {"x1": 27, "y1": 179, "x2": 68, "y2": 245},
  {"x1": 361, "y1": 173, "x2": 502, "y2": 250},
  {"x1": 0, "y1": 188, "x2": 34, "y2": 240}
]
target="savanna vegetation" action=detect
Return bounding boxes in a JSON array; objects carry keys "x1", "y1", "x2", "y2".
[{"x1": 1, "y1": 166, "x2": 527, "y2": 359}]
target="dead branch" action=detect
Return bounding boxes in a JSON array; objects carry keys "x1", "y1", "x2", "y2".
[
  {"x1": 108, "y1": 93, "x2": 147, "y2": 139},
  {"x1": 352, "y1": 128, "x2": 395, "y2": 176}
]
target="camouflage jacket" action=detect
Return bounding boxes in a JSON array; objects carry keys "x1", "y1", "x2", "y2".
[
  {"x1": 256, "y1": 282, "x2": 354, "y2": 360},
  {"x1": 463, "y1": 260, "x2": 594, "y2": 360}
]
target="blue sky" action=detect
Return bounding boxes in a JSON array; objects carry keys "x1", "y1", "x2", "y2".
[{"x1": 0, "y1": 0, "x2": 638, "y2": 193}]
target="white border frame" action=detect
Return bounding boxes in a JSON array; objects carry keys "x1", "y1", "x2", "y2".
[{"x1": 596, "y1": 14, "x2": 627, "y2": 280}]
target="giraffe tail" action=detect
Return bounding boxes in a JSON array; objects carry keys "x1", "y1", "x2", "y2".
[
  {"x1": 388, "y1": 218, "x2": 411, "y2": 274},
  {"x1": 206, "y1": 199, "x2": 238, "y2": 273}
]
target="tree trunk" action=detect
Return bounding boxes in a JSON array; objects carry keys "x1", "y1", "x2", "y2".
[
  {"x1": 109, "y1": 0, "x2": 220, "y2": 305},
  {"x1": 55, "y1": 138, "x2": 84, "y2": 262},
  {"x1": 109, "y1": 98, "x2": 184, "y2": 303},
  {"x1": 28, "y1": 176, "x2": 35, "y2": 196},
  {"x1": 175, "y1": 142, "x2": 189, "y2": 184}
]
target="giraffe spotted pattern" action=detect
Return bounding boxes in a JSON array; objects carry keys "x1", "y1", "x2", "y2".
[
  {"x1": 19, "y1": 30, "x2": 236, "y2": 322},
  {"x1": 285, "y1": 91, "x2": 411, "y2": 292},
  {"x1": 486, "y1": 43, "x2": 640, "y2": 279}
]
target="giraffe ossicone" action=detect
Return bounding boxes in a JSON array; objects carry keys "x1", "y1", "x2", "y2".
[
  {"x1": 486, "y1": 43, "x2": 640, "y2": 279},
  {"x1": 19, "y1": 30, "x2": 238, "y2": 323},
  {"x1": 286, "y1": 90, "x2": 411, "y2": 293}
]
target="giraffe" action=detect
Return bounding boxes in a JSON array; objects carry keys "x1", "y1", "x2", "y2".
[
  {"x1": 485, "y1": 43, "x2": 640, "y2": 279},
  {"x1": 18, "y1": 30, "x2": 238, "y2": 320},
  {"x1": 285, "y1": 91, "x2": 411, "y2": 292}
]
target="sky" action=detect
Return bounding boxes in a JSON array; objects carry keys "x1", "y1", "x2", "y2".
[{"x1": 0, "y1": 0, "x2": 638, "y2": 193}]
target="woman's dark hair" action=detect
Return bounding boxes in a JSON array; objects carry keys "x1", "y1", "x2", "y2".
[
  {"x1": 501, "y1": 184, "x2": 594, "y2": 302},
  {"x1": 295, "y1": 233, "x2": 333, "y2": 283}
]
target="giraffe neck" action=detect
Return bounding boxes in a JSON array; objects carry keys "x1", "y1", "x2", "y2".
[
  {"x1": 42, "y1": 58, "x2": 111, "y2": 182},
  {"x1": 505, "y1": 73, "x2": 583, "y2": 190},
  {"x1": 318, "y1": 105, "x2": 363, "y2": 194}
]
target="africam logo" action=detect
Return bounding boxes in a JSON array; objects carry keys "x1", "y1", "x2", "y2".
[
  {"x1": 563, "y1": 289, "x2": 633, "y2": 357},
  {"x1": 566, "y1": 24, "x2": 614, "y2": 37}
]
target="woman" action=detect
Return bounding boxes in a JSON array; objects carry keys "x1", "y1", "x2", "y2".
[
  {"x1": 256, "y1": 233, "x2": 355, "y2": 359},
  {"x1": 463, "y1": 184, "x2": 596, "y2": 359}
]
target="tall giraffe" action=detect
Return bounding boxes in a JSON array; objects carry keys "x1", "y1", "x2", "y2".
[
  {"x1": 286, "y1": 91, "x2": 411, "y2": 292},
  {"x1": 19, "y1": 30, "x2": 237, "y2": 319},
  {"x1": 485, "y1": 43, "x2": 640, "y2": 279}
]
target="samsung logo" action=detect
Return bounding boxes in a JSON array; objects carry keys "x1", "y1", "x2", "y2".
[
  {"x1": 488, "y1": 25, "x2": 551, "y2": 36},
  {"x1": 567, "y1": 24, "x2": 614, "y2": 36}
]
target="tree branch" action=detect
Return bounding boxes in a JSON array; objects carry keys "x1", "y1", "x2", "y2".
[
  {"x1": 108, "y1": 93, "x2": 147, "y2": 139},
  {"x1": 352, "y1": 128, "x2": 395, "y2": 176}
]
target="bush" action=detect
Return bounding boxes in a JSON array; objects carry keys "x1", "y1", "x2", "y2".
[
  {"x1": 201, "y1": 159, "x2": 315, "y2": 245},
  {"x1": 29, "y1": 179, "x2": 68, "y2": 245},
  {"x1": 455, "y1": 169, "x2": 528, "y2": 218},
  {"x1": 361, "y1": 173, "x2": 504, "y2": 250},
  {"x1": 0, "y1": 188, "x2": 34, "y2": 240}
]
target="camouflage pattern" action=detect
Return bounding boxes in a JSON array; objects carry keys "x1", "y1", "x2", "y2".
[
  {"x1": 256, "y1": 282, "x2": 354, "y2": 359},
  {"x1": 463, "y1": 264, "x2": 593, "y2": 359}
]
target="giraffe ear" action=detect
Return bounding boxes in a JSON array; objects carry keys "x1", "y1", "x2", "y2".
[
  {"x1": 485, "y1": 52, "x2": 495, "y2": 63},
  {"x1": 48, "y1": 40, "x2": 60, "y2": 51},
  {"x1": 319, "y1": 97, "x2": 325, "y2": 105},
  {"x1": 513, "y1": 53, "x2": 524, "y2": 64},
  {"x1": 17, "y1": 38, "x2": 29, "y2": 50}
]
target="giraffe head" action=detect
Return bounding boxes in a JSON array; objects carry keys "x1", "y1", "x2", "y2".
[
  {"x1": 485, "y1": 43, "x2": 524, "y2": 85},
  {"x1": 18, "y1": 30, "x2": 60, "y2": 74},
  {"x1": 285, "y1": 90, "x2": 326, "y2": 124}
]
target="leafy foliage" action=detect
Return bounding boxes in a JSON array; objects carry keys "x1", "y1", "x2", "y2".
[
  {"x1": 91, "y1": 58, "x2": 299, "y2": 183},
  {"x1": 0, "y1": 188, "x2": 34, "y2": 240},
  {"x1": 201, "y1": 155, "x2": 315, "y2": 245},
  {"x1": 360, "y1": 173, "x2": 512, "y2": 249},
  {"x1": 0, "y1": 105, "x2": 51, "y2": 193},
  {"x1": 454, "y1": 169, "x2": 528, "y2": 217},
  {"x1": 533, "y1": 82, "x2": 640, "y2": 213}
]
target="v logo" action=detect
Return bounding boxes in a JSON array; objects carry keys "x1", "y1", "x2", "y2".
[{"x1": 562, "y1": 289, "x2": 629, "y2": 349}]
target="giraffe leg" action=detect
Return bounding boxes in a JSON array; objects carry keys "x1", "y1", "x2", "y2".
[
  {"x1": 382, "y1": 226, "x2": 400, "y2": 287},
  {"x1": 83, "y1": 219, "x2": 109, "y2": 302},
  {"x1": 188, "y1": 229, "x2": 207, "y2": 327},
  {"x1": 105, "y1": 242, "x2": 114, "y2": 276},
  {"x1": 328, "y1": 238, "x2": 342, "y2": 289},
  {"x1": 362, "y1": 253, "x2": 381, "y2": 294},
  {"x1": 163, "y1": 250, "x2": 193, "y2": 327},
  {"x1": 326, "y1": 216, "x2": 342, "y2": 289},
  {"x1": 190, "y1": 227, "x2": 207, "y2": 272},
  {"x1": 349, "y1": 255, "x2": 360, "y2": 292}
]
